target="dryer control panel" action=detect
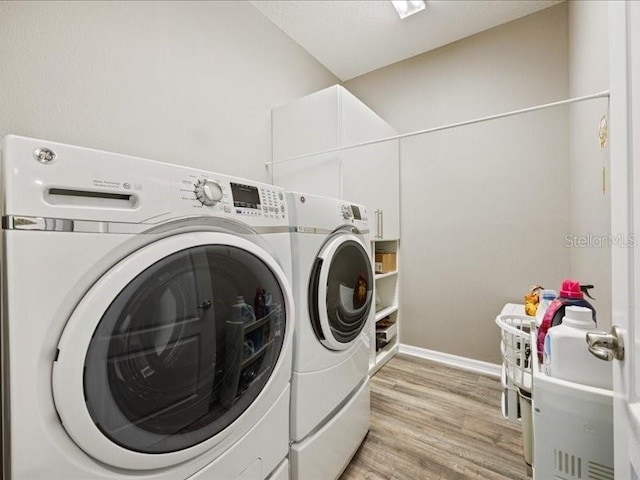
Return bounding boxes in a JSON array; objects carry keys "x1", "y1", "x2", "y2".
[{"x1": 339, "y1": 202, "x2": 368, "y2": 228}]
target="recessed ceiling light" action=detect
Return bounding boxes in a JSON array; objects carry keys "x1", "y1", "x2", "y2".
[{"x1": 391, "y1": 0, "x2": 426, "y2": 19}]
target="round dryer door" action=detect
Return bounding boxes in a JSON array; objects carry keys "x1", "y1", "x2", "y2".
[
  {"x1": 308, "y1": 232, "x2": 374, "y2": 351},
  {"x1": 52, "y1": 232, "x2": 292, "y2": 470}
]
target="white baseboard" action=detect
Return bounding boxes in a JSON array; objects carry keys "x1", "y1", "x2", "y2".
[{"x1": 399, "y1": 344, "x2": 501, "y2": 378}]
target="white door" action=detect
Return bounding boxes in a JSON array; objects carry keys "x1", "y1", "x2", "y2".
[
  {"x1": 341, "y1": 140, "x2": 401, "y2": 240},
  {"x1": 609, "y1": 2, "x2": 640, "y2": 477}
]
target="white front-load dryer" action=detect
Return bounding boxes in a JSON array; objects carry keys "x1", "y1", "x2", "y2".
[
  {"x1": 0, "y1": 135, "x2": 293, "y2": 480},
  {"x1": 286, "y1": 192, "x2": 374, "y2": 480}
]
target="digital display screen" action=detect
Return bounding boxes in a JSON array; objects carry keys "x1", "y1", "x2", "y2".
[
  {"x1": 231, "y1": 183, "x2": 261, "y2": 209},
  {"x1": 351, "y1": 205, "x2": 361, "y2": 220}
]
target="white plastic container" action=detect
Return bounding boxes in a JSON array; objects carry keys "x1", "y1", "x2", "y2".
[
  {"x1": 232, "y1": 295, "x2": 256, "y2": 324},
  {"x1": 545, "y1": 306, "x2": 612, "y2": 390},
  {"x1": 535, "y1": 289, "x2": 557, "y2": 327}
]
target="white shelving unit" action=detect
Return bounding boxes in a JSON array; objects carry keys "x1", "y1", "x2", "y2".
[{"x1": 370, "y1": 239, "x2": 400, "y2": 374}]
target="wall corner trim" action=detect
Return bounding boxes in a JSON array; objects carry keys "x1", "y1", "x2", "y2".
[{"x1": 399, "y1": 344, "x2": 501, "y2": 378}]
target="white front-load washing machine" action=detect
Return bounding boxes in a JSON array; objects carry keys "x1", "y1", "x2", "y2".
[
  {"x1": 0, "y1": 135, "x2": 293, "y2": 480},
  {"x1": 286, "y1": 192, "x2": 373, "y2": 480}
]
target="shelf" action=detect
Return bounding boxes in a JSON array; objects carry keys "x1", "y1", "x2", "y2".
[
  {"x1": 372, "y1": 239, "x2": 400, "y2": 248},
  {"x1": 375, "y1": 305, "x2": 398, "y2": 322},
  {"x1": 241, "y1": 339, "x2": 274, "y2": 369},
  {"x1": 244, "y1": 310, "x2": 275, "y2": 335},
  {"x1": 375, "y1": 270, "x2": 398, "y2": 280},
  {"x1": 370, "y1": 238, "x2": 399, "y2": 376},
  {"x1": 221, "y1": 308, "x2": 277, "y2": 408},
  {"x1": 371, "y1": 340, "x2": 399, "y2": 375},
  {"x1": 377, "y1": 339, "x2": 398, "y2": 360}
]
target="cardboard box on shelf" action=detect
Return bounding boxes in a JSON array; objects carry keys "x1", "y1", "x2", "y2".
[{"x1": 374, "y1": 252, "x2": 396, "y2": 274}]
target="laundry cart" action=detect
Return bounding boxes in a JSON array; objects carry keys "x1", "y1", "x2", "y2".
[
  {"x1": 495, "y1": 305, "x2": 534, "y2": 465},
  {"x1": 529, "y1": 329, "x2": 614, "y2": 480},
  {"x1": 496, "y1": 303, "x2": 615, "y2": 478}
]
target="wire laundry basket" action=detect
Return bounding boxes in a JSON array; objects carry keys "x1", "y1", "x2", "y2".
[{"x1": 495, "y1": 314, "x2": 534, "y2": 393}]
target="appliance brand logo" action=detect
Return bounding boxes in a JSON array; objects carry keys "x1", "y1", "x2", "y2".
[{"x1": 33, "y1": 148, "x2": 57, "y2": 164}]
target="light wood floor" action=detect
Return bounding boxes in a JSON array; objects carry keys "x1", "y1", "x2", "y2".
[{"x1": 339, "y1": 354, "x2": 531, "y2": 480}]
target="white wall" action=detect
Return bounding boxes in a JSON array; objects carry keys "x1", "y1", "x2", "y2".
[
  {"x1": 568, "y1": 1, "x2": 611, "y2": 329},
  {"x1": 0, "y1": 1, "x2": 338, "y2": 181},
  {"x1": 346, "y1": 4, "x2": 570, "y2": 364}
]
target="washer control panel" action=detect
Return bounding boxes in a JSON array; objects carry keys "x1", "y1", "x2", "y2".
[
  {"x1": 195, "y1": 179, "x2": 224, "y2": 206},
  {"x1": 256, "y1": 185, "x2": 286, "y2": 219},
  {"x1": 180, "y1": 173, "x2": 286, "y2": 223}
]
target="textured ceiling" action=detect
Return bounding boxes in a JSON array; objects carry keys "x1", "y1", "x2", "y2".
[{"x1": 250, "y1": 0, "x2": 562, "y2": 81}]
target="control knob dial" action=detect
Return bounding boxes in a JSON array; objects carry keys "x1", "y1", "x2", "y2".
[
  {"x1": 195, "y1": 179, "x2": 223, "y2": 206},
  {"x1": 341, "y1": 204, "x2": 352, "y2": 220}
]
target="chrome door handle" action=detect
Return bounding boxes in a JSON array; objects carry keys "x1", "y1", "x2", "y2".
[
  {"x1": 373, "y1": 210, "x2": 377, "y2": 238},
  {"x1": 380, "y1": 209, "x2": 384, "y2": 239},
  {"x1": 586, "y1": 326, "x2": 624, "y2": 362},
  {"x1": 374, "y1": 209, "x2": 381, "y2": 238}
]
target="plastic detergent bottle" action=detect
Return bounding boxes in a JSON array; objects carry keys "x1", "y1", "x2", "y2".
[
  {"x1": 264, "y1": 292, "x2": 272, "y2": 315},
  {"x1": 544, "y1": 306, "x2": 612, "y2": 389},
  {"x1": 536, "y1": 279, "x2": 596, "y2": 360},
  {"x1": 232, "y1": 296, "x2": 256, "y2": 324},
  {"x1": 254, "y1": 288, "x2": 266, "y2": 319},
  {"x1": 535, "y1": 289, "x2": 557, "y2": 328}
]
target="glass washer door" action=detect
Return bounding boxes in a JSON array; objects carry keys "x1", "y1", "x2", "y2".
[
  {"x1": 308, "y1": 232, "x2": 373, "y2": 351},
  {"x1": 52, "y1": 233, "x2": 290, "y2": 470}
]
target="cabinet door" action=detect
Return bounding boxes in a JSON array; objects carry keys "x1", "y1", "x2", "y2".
[
  {"x1": 340, "y1": 86, "x2": 396, "y2": 146},
  {"x1": 272, "y1": 152, "x2": 341, "y2": 199},
  {"x1": 271, "y1": 84, "x2": 401, "y2": 238},
  {"x1": 272, "y1": 85, "x2": 340, "y2": 162},
  {"x1": 272, "y1": 85, "x2": 341, "y2": 197},
  {"x1": 340, "y1": 87, "x2": 400, "y2": 239},
  {"x1": 341, "y1": 140, "x2": 400, "y2": 240}
]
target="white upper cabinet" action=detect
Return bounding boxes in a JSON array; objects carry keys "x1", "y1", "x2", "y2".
[
  {"x1": 340, "y1": 89, "x2": 399, "y2": 240},
  {"x1": 272, "y1": 85, "x2": 400, "y2": 240},
  {"x1": 272, "y1": 85, "x2": 342, "y2": 199},
  {"x1": 272, "y1": 85, "x2": 341, "y2": 162},
  {"x1": 340, "y1": 140, "x2": 400, "y2": 240}
]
